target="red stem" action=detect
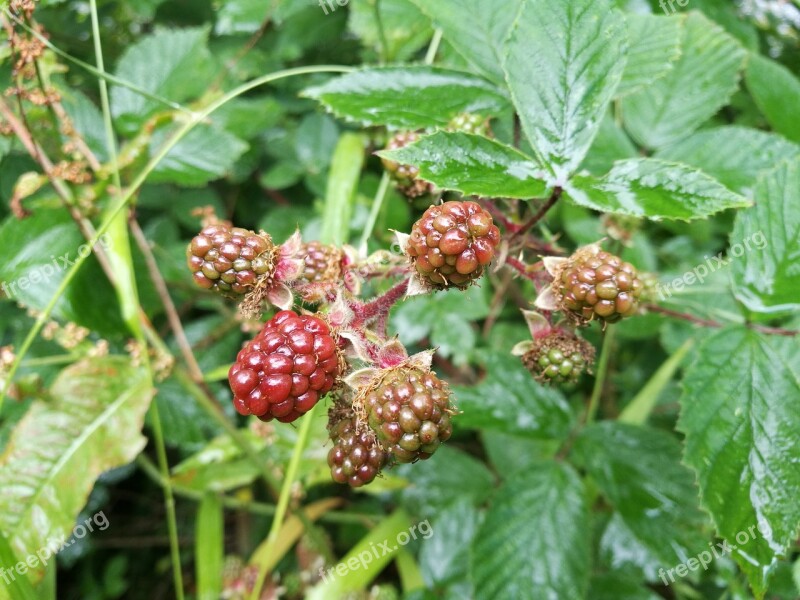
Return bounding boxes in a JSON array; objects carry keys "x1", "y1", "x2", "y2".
[
  {"x1": 510, "y1": 187, "x2": 563, "y2": 241},
  {"x1": 645, "y1": 304, "x2": 799, "y2": 337},
  {"x1": 480, "y1": 198, "x2": 521, "y2": 233},
  {"x1": 351, "y1": 279, "x2": 409, "y2": 327},
  {"x1": 505, "y1": 256, "x2": 548, "y2": 284}
]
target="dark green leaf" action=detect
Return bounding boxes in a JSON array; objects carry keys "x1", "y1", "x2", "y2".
[
  {"x1": 503, "y1": 0, "x2": 628, "y2": 178},
  {"x1": 302, "y1": 67, "x2": 509, "y2": 130},
  {"x1": 746, "y1": 53, "x2": 800, "y2": 144},
  {"x1": 452, "y1": 354, "x2": 575, "y2": 440},
  {"x1": 679, "y1": 327, "x2": 800, "y2": 597},
  {"x1": 621, "y1": 12, "x2": 746, "y2": 148},
  {"x1": 377, "y1": 132, "x2": 549, "y2": 199},
  {"x1": 730, "y1": 159, "x2": 800, "y2": 316},
  {"x1": 471, "y1": 461, "x2": 589, "y2": 600},
  {"x1": 566, "y1": 158, "x2": 751, "y2": 221}
]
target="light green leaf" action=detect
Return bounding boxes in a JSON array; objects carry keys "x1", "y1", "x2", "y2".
[
  {"x1": 471, "y1": 461, "x2": 589, "y2": 600},
  {"x1": 566, "y1": 158, "x2": 751, "y2": 221},
  {"x1": 349, "y1": 0, "x2": 433, "y2": 62},
  {"x1": 746, "y1": 52, "x2": 800, "y2": 144},
  {"x1": 452, "y1": 354, "x2": 575, "y2": 440},
  {"x1": 679, "y1": 327, "x2": 800, "y2": 598},
  {"x1": 730, "y1": 159, "x2": 800, "y2": 316},
  {"x1": 503, "y1": 0, "x2": 628, "y2": 178},
  {"x1": 409, "y1": 0, "x2": 521, "y2": 84},
  {"x1": 214, "y1": 0, "x2": 267, "y2": 35},
  {"x1": 617, "y1": 13, "x2": 684, "y2": 97},
  {"x1": 111, "y1": 27, "x2": 215, "y2": 133},
  {"x1": 149, "y1": 123, "x2": 249, "y2": 186},
  {"x1": 0, "y1": 357, "x2": 152, "y2": 586},
  {"x1": 655, "y1": 126, "x2": 800, "y2": 194},
  {"x1": 377, "y1": 131, "x2": 549, "y2": 199},
  {"x1": 621, "y1": 12, "x2": 746, "y2": 149},
  {"x1": 302, "y1": 67, "x2": 509, "y2": 130},
  {"x1": 572, "y1": 422, "x2": 709, "y2": 580}
]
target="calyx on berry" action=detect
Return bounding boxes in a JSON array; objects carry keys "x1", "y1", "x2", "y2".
[
  {"x1": 402, "y1": 200, "x2": 501, "y2": 291},
  {"x1": 228, "y1": 310, "x2": 343, "y2": 423},
  {"x1": 536, "y1": 243, "x2": 643, "y2": 326}
]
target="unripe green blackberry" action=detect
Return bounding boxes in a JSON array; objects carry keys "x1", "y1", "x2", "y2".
[
  {"x1": 520, "y1": 332, "x2": 595, "y2": 384},
  {"x1": 187, "y1": 223, "x2": 275, "y2": 297},
  {"x1": 364, "y1": 367, "x2": 453, "y2": 463},
  {"x1": 555, "y1": 246, "x2": 644, "y2": 325},
  {"x1": 447, "y1": 112, "x2": 492, "y2": 136},
  {"x1": 327, "y1": 416, "x2": 387, "y2": 488},
  {"x1": 406, "y1": 200, "x2": 501, "y2": 289},
  {"x1": 381, "y1": 131, "x2": 434, "y2": 198},
  {"x1": 299, "y1": 241, "x2": 344, "y2": 284}
]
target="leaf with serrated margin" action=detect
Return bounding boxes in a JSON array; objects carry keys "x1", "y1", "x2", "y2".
[
  {"x1": 566, "y1": 158, "x2": 751, "y2": 221},
  {"x1": 408, "y1": 0, "x2": 522, "y2": 84},
  {"x1": 377, "y1": 131, "x2": 549, "y2": 199},
  {"x1": 746, "y1": 53, "x2": 800, "y2": 144},
  {"x1": 678, "y1": 327, "x2": 800, "y2": 598},
  {"x1": 471, "y1": 461, "x2": 589, "y2": 600},
  {"x1": 0, "y1": 357, "x2": 152, "y2": 586},
  {"x1": 656, "y1": 126, "x2": 800, "y2": 194},
  {"x1": 302, "y1": 67, "x2": 509, "y2": 130},
  {"x1": 617, "y1": 13, "x2": 684, "y2": 97},
  {"x1": 621, "y1": 12, "x2": 746, "y2": 149},
  {"x1": 730, "y1": 159, "x2": 800, "y2": 316},
  {"x1": 572, "y1": 422, "x2": 709, "y2": 581},
  {"x1": 503, "y1": 0, "x2": 628, "y2": 179}
]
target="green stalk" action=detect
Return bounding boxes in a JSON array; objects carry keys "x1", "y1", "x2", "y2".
[
  {"x1": 358, "y1": 172, "x2": 391, "y2": 254},
  {"x1": 425, "y1": 29, "x2": 444, "y2": 64},
  {"x1": 0, "y1": 64, "x2": 354, "y2": 411},
  {"x1": 248, "y1": 403, "x2": 319, "y2": 600},
  {"x1": 585, "y1": 325, "x2": 616, "y2": 424}
]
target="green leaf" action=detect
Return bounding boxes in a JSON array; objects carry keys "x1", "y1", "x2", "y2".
[
  {"x1": 214, "y1": 0, "x2": 266, "y2": 35},
  {"x1": 589, "y1": 572, "x2": 661, "y2": 600},
  {"x1": 572, "y1": 422, "x2": 709, "y2": 580},
  {"x1": 417, "y1": 498, "x2": 481, "y2": 587},
  {"x1": 0, "y1": 207, "x2": 125, "y2": 336},
  {"x1": 149, "y1": 123, "x2": 249, "y2": 186},
  {"x1": 195, "y1": 494, "x2": 224, "y2": 600},
  {"x1": 111, "y1": 27, "x2": 215, "y2": 133},
  {"x1": 678, "y1": 327, "x2": 800, "y2": 598},
  {"x1": 408, "y1": 0, "x2": 521, "y2": 84},
  {"x1": 730, "y1": 159, "x2": 800, "y2": 316},
  {"x1": 0, "y1": 531, "x2": 38, "y2": 600},
  {"x1": 566, "y1": 158, "x2": 751, "y2": 221},
  {"x1": 471, "y1": 461, "x2": 589, "y2": 600},
  {"x1": 621, "y1": 12, "x2": 746, "y2": 149},
  {"x1": 377, "y1": 132, "x2": 549, "y2": 199},
  {"x1": 746, "y1": 53, "x2": 800, "y2": 144},
  {"x1": 655, "y1": 126, "x2": 800, "y2": 194},
  {"x1": 452, "y1": 354, "x2": 574, "y2": 440},
  {"x1": 302, "y1": 67, "x2": 509, "y2": 130},
  {"x1": 321, "y1": 132, "x2": 364, "y2": 246},
  {"x1": 616, "y1": 14, "x2": 684, "y2": 97},
  {"x1": 580, "y1": 112, "x2": 639, "y2": 176},
  {"x1": 0, "y1": 357, "x2": 152, "y2": 586},
  {"x1": 503, "y1": 0, "x2": 628, "y2": 178},
  {"x1": 348, "y1": 0, "x2": 433, "y2": 62}
]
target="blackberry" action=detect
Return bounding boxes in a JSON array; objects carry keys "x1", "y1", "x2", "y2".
[
  {"x1": 363, "y1": 366, "x2": 453, "y2": 463},
  {"x1": 381, "y1": 131, "x2": 434, "y2": 198},
  {"x1": 551, "y1": 246, "x2": 644, "y2": 325},
  {"x1": 299, "y1": 241, "x2": 344, "y2": 284},
  {"x1": 519, "y1": 332, "x2": 595, "y2": 384},
  {"x1": 327, "y1": 416, "x2": 387, "y2": 488},
  {"x1": 228, "y1": 310, "x2": 341, "y2": 423},
  {"x1": 406, "y1": 200, "x2": 500, "y2": 289},
  {"x1": 187, "y1": 223, "x2": 274, "y2": 297}
]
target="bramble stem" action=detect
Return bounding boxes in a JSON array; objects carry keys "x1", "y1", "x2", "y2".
[
  {"x1": 645, "y1": 304, "x2": 799, "y2": 337},
  {"x1": 510, "y1": 187, "x2": 563, "y2": 241},
  {"x1": 586, "y1": 325, "x2": 616, "y2": 424},
  {"x1": 352, "y1": 279, "x2": 410, "y2": 326}
]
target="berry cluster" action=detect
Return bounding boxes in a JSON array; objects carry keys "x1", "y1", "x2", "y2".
[
  {"x1": 228, "y1": 310, "x2": 341, "y2": 423},
  {"x1": 187, "y1": 223, "x2": 274, "y2": 297},
  {"x1": 406, "y1": 201, "x2": 500, "y2": 289},
  {"x1": 519, "y1": 332, "x2": 595, "y2": 384},
  {"x1": 381, "y1": 131, "x2": 434, "y2": 198},
  {"x1": 327, "y1": 414, "x2": 387, "y2": 488}
]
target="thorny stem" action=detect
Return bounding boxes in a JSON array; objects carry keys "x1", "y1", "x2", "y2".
[
  {"x1": 480, "y1": 198, "x2": 520, "y2": 233},
  {"x1": 510, "y1": 187, "x2": 563, "y2": 242},
  {"x1": 351, "y1": 278, "x2": 410, "y2": 327},
  {"x1": 505, "y1": 256, "x2": 546, "y2": 284},
  {"x1": 645, "y1": 304, "x2": 799, "y2": 337}
]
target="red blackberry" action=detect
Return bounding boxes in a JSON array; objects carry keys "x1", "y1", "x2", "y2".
[
  {"x1": 327, "y1": 416, "x2": 387, "y2": 487},
  {"x1": 363, "y1": 367, "x2": 453, "y2": 463},
  {"x1": 299, "y1": 241, "x2": 344, "y2": 284},
  {"x1": 187, "y1": 223, "x2": 274, "y2": 297},
  {"x1": 228, "y1": 310, "x2": 341, "y2": 423},
  {"x1": 406, "y1": 201, "x2": 500, "y2": 288}
]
